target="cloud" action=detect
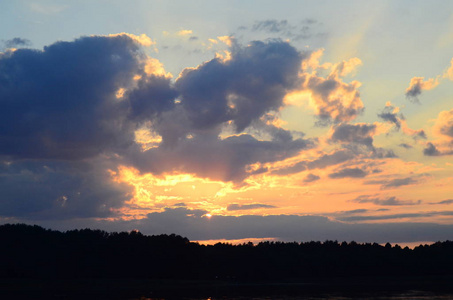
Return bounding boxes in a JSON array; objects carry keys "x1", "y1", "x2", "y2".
[
  {"x1": 176, "y1": 40, "x2": 304, "y2": 132},
  {"x1": 328, "y1": 123, "x2": 395, "y2": 158},
  {"x1": 444, "y1": 58, "x2": 453, "y2": 80},
  {"x1": 303, "y1": 173, "x2": 320, "y2": 183},
  {"x1": 307, "y1": 150, "x2": 355, "y2": 169},
  {"x1": 435, "y1": 109, "x2": 453, "y2": 138},
  {"x1": 302, "y1": 71, "x2": 364, "y2": 125},
  {"x1": 378, "y1": 103, "x2": 401, "y2": 129},
  {"x1": 429, "y1": 199, "x2": 453, "y2": 205},
  {"x1": 399, "y1": 143, "x2": 413, "y2": 149},
  {"x1": 338, "y1": 211, "x2": 453, "y2": 222},
  {"x1": 130, "y1": 131, "x2": 313, "y2": 182},
  {"x1": 424, "y1": 142, "x2": 442, "y2": 156},
  {"x1": 48, "y1": 206, "x2": 453, "y2": 244},
  {"x1": 177, "y1": 30, "x2": 193, "y2": 36},
  {"x1": 0, "y1": 36, "x2": 319, "y2": 186},
  {"x1": 342, "y1": 209, "x2": 370, "y2": 214},
  {"x1": 352, "y1": 195, "x2": 421, "y2": 206},
  {"x1": 382, "y1": 177, "x2": 419, "y2": 189},
  {"x1": 252, "y1": 20, "x2": 291, "y2": 33},
  {"x1": 121, "y1": 39, "x2": 317, "y2": 182},
  {"x1": 227, "y1": 203, "x2": 277, "y2": 211},
  {"x1": 105, "y1": 33, "x2": 155, "y2": 47},
  {"x1": 3, "y1": 38, "x2": 32, "y2": 48},
  {"x1": 405, "y1": 76, "x2": 439, "y2": 102},
  {"x1": 424, "y1": 109, "x2": 453, "y2": 156},
  {"x1": 365, "y1": 176, "x2": 420, "y2": 189},
  {"x1": 338, "y1": 213, "x2": 426, "y2": 222},
  {"x1": 0, "y1": 34, "x2": 175, "y2": 161},
  {"x1": 0, "y1": 34, "x2": 175, "y2": 220},
  {"x1": 328, "y1": 167, "x2": 367, "y2": 179},
  {"x1": 250, "y1": 19, "x2": 325, "y2": 40},
  {"x1": 272, "y1": 149, "x2": 354, "y2": 176},
  {"x1": 330, "y1": 123, "x2": 376, "y2": 148},
  {"x1": 378, "y1": 103, "x2": 426, "y2": 139},
  {"x1": 0, "y1": 160, "x2": 131, "y2": 220}
]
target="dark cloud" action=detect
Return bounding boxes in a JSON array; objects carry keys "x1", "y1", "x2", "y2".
[
  {"x1": 272, "y1": 161, "x2": 307, "y2": 176},
  {"x1": 399, "y1": 143, "x2": 413, "y2": 149},
  {"x1": 188, "y1": 36, "x2": 198, "y2": 41},
  {"x1": 303, "y1": 173, "x2": 320, "y2": 183},
  {"x1": 438, "y1": 120, "x2": 453, "y2": 138},
  {"x1": 383, "y1": 177, "x2": 418, "y2": 189},
  {"x1": 377, "y1": 104, "x2": 426, "y2": 139},
  {"x1": 339, "y1": 210, "x2": 453, "y2": 222},
  {"x1": 423, "y1": 142, "x2": 441, "y2": 156},
  {"x1": 339, "y1": 213, "x2": 425, "y2": 222},
  {"x1": 131, "y1": 131, "x2": 313, "y2": 182},
  {"x1": 430, "y1": 199, "x2": 453, "y2": 205},
  {"x1": 343, "y1": 209, "x2": 369, "y2": 214},
  {"x1": 333, "y1": 208, "x2": 390, "y2": 216},
  {"x1": 251, "y1": 19, "x2": 325, "y2": 40},
  {"x1": 415, "y1": 130, "x2": 427, "y2": 139},
  {"x1": 405, "y1": 82, "x2": 422, "y2": 101},
  {"x1": 272, "y1": 149, "x2": 354, "y2": 176},
  {"x1": 176, "y1": 40, "x2": 304, "y2": 132},
  {"x1": 365, "y1": 176, "x2": 420, "y2": 189},
  {"x1": 328, "y1": 167, "x2": 367, "y2": 179},
  {"x1": 0, "y1": 34, "x2": 175, "y2": 160},
  {"x1": 405, "y1": 77, "x2": 438, "y2": 103},
  {"x1": 227, "y1": 203, "x2": 277, "y2": 211},
  {"x1": 125, "y1": 40, "x2": 316, "y2": 182},
  {"x1": 252, "y1": 20, "x2": 291, "y2": 33},
  {"x1": 378, "y1": 105, "x2": 401, "y2": 129},
  {"x1": 307, "y1": 150, "x2": 354, "y2": 169},
  {"x1": 352, "y1": 195, "x2": 421, "y2": 206},
  {"x1": 3, "y1": 38, "x2": 32, "y2": 48},
  {"x1": 44, "y1": 207, "x2": 453, "y2": 244},
  {"x1": 0, "y1": 34, "x2": 184, "y2": 220},
  {"x1": 0, "y1": 160, "x2": 131, "y2": 220},
  {"x1": 330, "y1": 123, "x2": 376, "y2": 148},
  {"x1": 0, "y1": 35, "x2": 316, "y2": 188},
  {"x1": 302, "y1": 18, "x2": 317, "y2": 25}
]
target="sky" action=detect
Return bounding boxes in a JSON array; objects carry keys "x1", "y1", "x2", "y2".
[{"x1": 1, "y1": 0, "x2": 453, "y2": 244}]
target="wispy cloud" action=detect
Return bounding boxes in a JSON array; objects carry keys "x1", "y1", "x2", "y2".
[
  {"x1": 352, "y1": 195, "x2": 422, "y2": 206},
  {"x1": 227, "y1": 203, "x2": 277, "y2": 211}
]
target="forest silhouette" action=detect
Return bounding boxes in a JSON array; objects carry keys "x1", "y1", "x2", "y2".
[{"x1": 2, "y1": 223, "x2": 453, "y2": 281}]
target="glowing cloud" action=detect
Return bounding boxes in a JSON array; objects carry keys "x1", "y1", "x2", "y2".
[
  {"x1": 405, "y1": 76, "x2": 439, "y2": 102},
  {"x1": 424, "y1": 109, "x2": 453, "y2": 156},
  {"x1": 177, "y1": 29, "x2": 193, "y2": 36}
]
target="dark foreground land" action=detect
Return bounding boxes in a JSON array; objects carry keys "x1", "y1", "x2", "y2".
[{"x1": 1, "y1": 224, "x2": 453, "y2": 299}]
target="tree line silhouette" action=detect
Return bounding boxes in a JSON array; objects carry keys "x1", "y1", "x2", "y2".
[{"x1": 1, "y1": 223, "x2": 453, "y2": 280}]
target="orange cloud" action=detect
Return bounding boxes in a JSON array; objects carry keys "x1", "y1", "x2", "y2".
[
  {"x1": 424, "y1": 109, "x2": 453, "y2": 156},
  {"x1": 105, "y1": 33, "x2": 155, "y2": 47},
  {"x1": 177, "y1": 29, "x2": 193, "y2": 36},
  {"x1": 443, "y1": 58, "x2": 453, "y2": 80},
  {"x1": 297, "y1": 51, "x2": 364, "y2": 124}
]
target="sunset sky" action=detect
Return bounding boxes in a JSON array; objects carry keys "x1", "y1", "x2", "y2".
[{"x1": 1, "y1": 0, "x2": 453, "y2": 244}]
